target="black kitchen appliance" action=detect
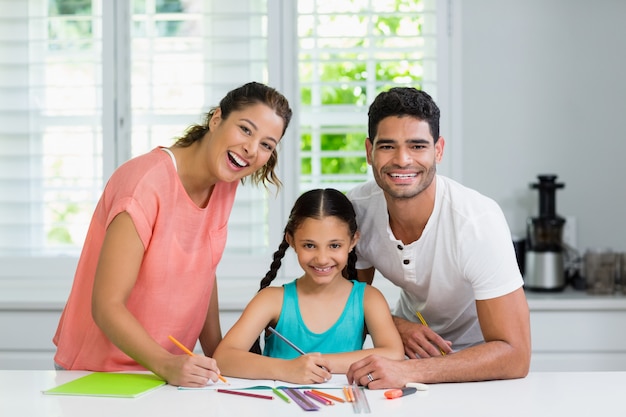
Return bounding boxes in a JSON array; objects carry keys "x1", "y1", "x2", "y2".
[{"x1": 524, "y1": 174, "x2": 566, "y2": 291}]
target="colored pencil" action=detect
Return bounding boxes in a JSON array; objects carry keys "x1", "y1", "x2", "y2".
[
  {"x1": 415, "y1": 312, "x2": 446, "y2": 356},
  {"x1": 272, "y1": 387, "x2": 290, "y2": 403},
  {"x1": 168, "y1": 335, "x2": 229, "y2": 384},
  {"x1": 217, "y1": 389, "x2": 273, "y2": 400},
  {"x1": 304, "y1": 389, "x2": 334, "y2": 405},
  {"x1": 266, "y1": 326, "x2": 306, "y2": 355},
  {"x1": 343, "y1": 385, "x2": 354, "y2": 402},
  {"x1": 310, "y1": 389, "x2": 345, "y2": 403}
]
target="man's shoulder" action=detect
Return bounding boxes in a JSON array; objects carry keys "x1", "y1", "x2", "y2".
[
  {"x1": 347, "y1": 180, "x2": 383, "y2": 202},
  {"x1": 439, "y1": 175, "x2": 500, "y2": 210}
]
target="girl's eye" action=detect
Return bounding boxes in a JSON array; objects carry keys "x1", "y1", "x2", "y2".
[
  {"x1": 261, "y1": 142, "x2": 274, "y2": 151},
  {"x1": 240, "y1": 125, "x2": 251, "y2": 135},
  {"x1": 330, "y1": 243, "x2": 341, "y2": 249},
  {"x1": 304, "y1": 243, "x2": 315, "y2": 249}
]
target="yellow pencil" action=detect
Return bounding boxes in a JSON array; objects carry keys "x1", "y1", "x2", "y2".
[
  {"x1": 415, "y1": 312, "x2": 446, "y2": 356},
  {"x1": 168, "y1": 335, "x2": 229, "y2": 384},
  {"x1": 343, "y1": 386, "x2": 354, "y2": 402}
]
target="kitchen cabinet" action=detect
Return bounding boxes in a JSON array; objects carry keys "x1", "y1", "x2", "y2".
[
  {"x1": 525, "y1": 289, "x2": 626, "y2": 371},
  {"x1": 1, "y1": 285, "x2": 626, "y2": 371}
]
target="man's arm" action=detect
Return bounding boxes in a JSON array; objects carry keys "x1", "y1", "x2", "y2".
[
  {"x1": 356, "y1": 267, "x2": 375, "y2": 285},
  {"x1": 347, "y1": 287, "x2": 531, "y2": 387}
]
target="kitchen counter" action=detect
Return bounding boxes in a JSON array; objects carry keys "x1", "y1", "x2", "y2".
[
  {"x1": 2, "y1": 278, "x2": 626, "y2": 312},
  {"x1": 524, "y1": 287, "x2": 626, "y2": 310}
]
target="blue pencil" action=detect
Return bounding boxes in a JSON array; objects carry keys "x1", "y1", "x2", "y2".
[{"x1": 267, "y1": 326, "x2": 306, "y2": 355}]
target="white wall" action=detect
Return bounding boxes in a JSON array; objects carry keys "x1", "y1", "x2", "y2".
[{"x1": 456, "y1": 0, "x2": 626, "y2": 252}]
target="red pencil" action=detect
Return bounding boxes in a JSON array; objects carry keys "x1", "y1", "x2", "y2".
[{"x1": 217, "y1": 389, "x2": 274, "y2": 400}]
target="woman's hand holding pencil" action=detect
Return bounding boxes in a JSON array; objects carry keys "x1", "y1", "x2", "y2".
[{"x1": 167, "y1": 335, "x2": 229, "y2": 387}]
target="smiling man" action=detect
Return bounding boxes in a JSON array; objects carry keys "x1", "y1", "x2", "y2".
[{"x1": 345, "y1": 87, "x2": 531, "y2": 388}]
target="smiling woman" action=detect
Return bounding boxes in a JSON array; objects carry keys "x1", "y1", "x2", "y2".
[{"x1": 51, "y1": 82, "x2": 293, "y2": 388}]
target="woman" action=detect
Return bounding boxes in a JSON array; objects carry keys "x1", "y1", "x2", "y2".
[{"x1": 53, "y1": 81, "x2": 292, "y2": 387}]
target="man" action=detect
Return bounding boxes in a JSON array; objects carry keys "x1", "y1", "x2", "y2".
[{"x1": 345, "y1": 87, "x2": 530, "y2": 388}]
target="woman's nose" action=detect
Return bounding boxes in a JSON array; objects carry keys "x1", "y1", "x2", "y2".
[{"x1": 242, "y1": 138, "x2": 258, "y2": 157}]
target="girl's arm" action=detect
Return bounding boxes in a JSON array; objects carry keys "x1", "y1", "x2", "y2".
[
  {"x1": 213, "y1": 287, "x2": 331, "y2": 384},
  {"x1": 322, "y1": 285, "x2": 405, "y2": 373},
  {"x1": 91, "y1": 212, "x2": 220, "y2": 387}
]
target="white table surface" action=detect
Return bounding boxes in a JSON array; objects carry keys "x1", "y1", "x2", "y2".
[{"x1": 0, "y1": 370, "x2": 624, "y2": 417}]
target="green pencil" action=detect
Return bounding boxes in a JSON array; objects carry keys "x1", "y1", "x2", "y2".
[{"x1": 272, "y1": 387, "x2": 290, "y2": 403}]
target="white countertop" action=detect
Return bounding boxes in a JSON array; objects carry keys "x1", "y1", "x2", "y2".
[
  {"x1": 1, "y1": 370, "x2": 624, "y2": 417},
  {"x1": 1, "y1": 278, "x2": 626, "y2": 311}
]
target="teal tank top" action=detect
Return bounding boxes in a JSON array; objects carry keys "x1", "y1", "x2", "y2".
[{"x1": 263, "y1": 279, "x2": 366, "y2": 359}]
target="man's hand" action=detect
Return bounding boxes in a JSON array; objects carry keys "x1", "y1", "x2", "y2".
[
  {"x1": 394, "y1": 316, "x2": 452, "y2": 358},
  {"x1": 346, "y1": 354, "x2": 407, "y2": 389}
]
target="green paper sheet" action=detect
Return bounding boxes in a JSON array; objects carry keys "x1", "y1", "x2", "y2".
[{"x1": 43, "y1": 372, "x2": 166, "y2": 398}]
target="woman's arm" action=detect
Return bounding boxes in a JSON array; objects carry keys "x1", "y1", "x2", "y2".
[
  {"x1": 322, "y1": 285, "x2": 405, "y2": 373},
  {"x1": 213, "y1": 287, "x2": 331, "y2": 384},
  {"x1": 199, "y1": 281, "x2": 222, "y2": 357},
  {"x1": 91, "y1": 212, "x2": 220, "y2": 387}
]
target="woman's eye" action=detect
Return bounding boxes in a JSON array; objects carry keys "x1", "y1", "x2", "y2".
[
  {"x1": 261, "y1": 142, "x2": 273, "y2": 151},
  {"x1": 240, "y1": 125, "x2": 251, "y2": 135}
]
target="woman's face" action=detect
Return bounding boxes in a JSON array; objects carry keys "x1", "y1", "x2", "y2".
[{"x1": 206, "y1": 103, "x2": 284, "y2": 183}]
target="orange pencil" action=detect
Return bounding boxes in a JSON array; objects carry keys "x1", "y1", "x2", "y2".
[
  {"x1": 168, "y1": 335, "x2": 229, "y2": 384},
  {"x1": 311, "y1": 389, "x2": 345, "y2": 403},
  {"x1": 343, "y1": 386, "x2": 355, "y2": 402}
]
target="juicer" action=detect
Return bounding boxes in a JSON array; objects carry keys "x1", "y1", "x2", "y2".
[{"x1": 524, "y1": 174, "x2": 566, "y2": 291}]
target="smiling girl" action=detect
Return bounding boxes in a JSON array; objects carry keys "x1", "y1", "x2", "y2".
[{"x1": 213, "y1": 189, "x2": 404, "y2": 384}]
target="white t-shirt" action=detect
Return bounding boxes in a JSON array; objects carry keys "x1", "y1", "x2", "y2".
[{"x1": 347, "y1": 175, "x2": 523, "y2": 350}]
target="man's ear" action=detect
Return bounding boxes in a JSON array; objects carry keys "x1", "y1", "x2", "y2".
[
  {"x1": 365, "y1": 138, "x2": 373, "y2": 165},
  {"x1": 435, "y1": 136, "x2": 445, "y2": 163}
]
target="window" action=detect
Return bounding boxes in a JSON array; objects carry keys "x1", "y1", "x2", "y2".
[
  {"x1": 0, "y1": 0, "x2": 443, "y2": 297},
  {"x1": 298, "y1": 0, "x2": 438, "y2": 192}
]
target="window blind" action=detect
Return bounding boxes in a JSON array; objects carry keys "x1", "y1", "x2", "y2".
[
  {"x1": 0, "y1": 0, "x2": 440, "y2": 291},
  {"x1": 297, "y1": 0, "x2": 438, "y2": 192}
]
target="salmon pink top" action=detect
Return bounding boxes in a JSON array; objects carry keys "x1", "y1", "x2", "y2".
[{"x1": 53, "y1": 147, "x2": 238, "y2": 371}]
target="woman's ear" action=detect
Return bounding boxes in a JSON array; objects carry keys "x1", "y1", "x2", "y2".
[{"x1": 210, "y1": 107, "x2": 222, "y2": 127}]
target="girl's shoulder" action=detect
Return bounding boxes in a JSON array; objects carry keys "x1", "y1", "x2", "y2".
[
  {"x1": 362, "y1": 282, "x2": 386, "y2": 302},
  {"x1": 254, "y1": 285, "x2": 285, "y2": 302}
]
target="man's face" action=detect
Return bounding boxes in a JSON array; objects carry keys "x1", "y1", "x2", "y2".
[{"x1": 366, "y1": 116, "x2": 444, "y2": 200}]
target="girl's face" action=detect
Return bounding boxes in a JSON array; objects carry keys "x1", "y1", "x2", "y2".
[
  {"x1": 206, "y1": 102, "x2": 284, "y2": 183},
  {"x1": 287, "y1": 216, "x2": 359, "y2": 285}
]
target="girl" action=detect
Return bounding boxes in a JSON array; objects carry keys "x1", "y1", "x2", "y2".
[
  {"x1": 213, "y1": 189, "x2": 404, "y2": 384},
  {"x1": 53, "y1": 82, "x2": 292, "y2": 388}
]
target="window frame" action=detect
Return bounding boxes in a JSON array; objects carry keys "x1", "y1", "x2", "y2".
[{"x1": 0, "y1": 0, "x2": 453, "y2": 307}]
